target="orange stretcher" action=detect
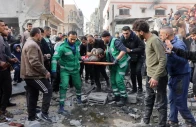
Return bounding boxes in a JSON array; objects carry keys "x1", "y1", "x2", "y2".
[{"x1": 83, "y1": 62, "x2": 114, "y2": 65}]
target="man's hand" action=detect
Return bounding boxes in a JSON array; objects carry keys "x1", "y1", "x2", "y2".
[
  {"x1": 9, "y1": 58, "x2": 18, "y2": 63},
  {"x1": 45, "y1": 72, "x2": 51, "y2": 79},
  {"x1": 148, "y1": 78, "x2": 158, "y2": 88},
  {"x1": 0, "y1": 61, "x2": 9, "y2": 68},
  {"x1": 127, "y1": 48, "x2": 131, "y2": 53},
  {"x1": 165, "y1": 39, "x2": 173, "y2": 50}
]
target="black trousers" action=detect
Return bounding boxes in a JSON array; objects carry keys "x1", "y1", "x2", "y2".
[
  {"x1": 94, "y1": 65, "x2": 109, "y2": 89},
  {"x1": 24, "y1": 79, "x2": 52, "y2": 120},
  {"x1": 52, "y1": 63, "x2": 60, "y2": 92},
  {"x1": 85, "y1": 65, "x2": 94, "y2": 84},
  {"x1": 144, "y1": 76, "x2": 168, "y2": 127},
  {"x1": 0, "y1": 69, "x2": 12, "y2": 111},
  {"x1": 130, "y1": 58, "x2": 144, "y2": 91}
]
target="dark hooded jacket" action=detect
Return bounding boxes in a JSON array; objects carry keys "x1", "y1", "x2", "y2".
[{"x1": 12, "y1": 44, "x2": 21, "y2": 65}]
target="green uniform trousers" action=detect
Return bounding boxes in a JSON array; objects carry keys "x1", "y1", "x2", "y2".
[
  {"x1": 110, "y1": 64, "x2": 128, "y2": 97},
  {"x1": 59, "y1": 69, "x2": 81, "y2": 105}
]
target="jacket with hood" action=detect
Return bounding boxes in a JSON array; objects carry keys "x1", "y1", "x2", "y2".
[
  {"x1": 167, "y1": 36, "x2": 190, "y2": 76},
  {"x1": 12, "y1": 44, "x2": 21, "y2": 67},
  {"x1": 120, "y1": 30, "x2": 145, "y2": 62}
]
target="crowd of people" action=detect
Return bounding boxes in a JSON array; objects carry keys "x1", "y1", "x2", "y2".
[{"x1": 0, "y1": 6, "x2": 196, "y2": 127}]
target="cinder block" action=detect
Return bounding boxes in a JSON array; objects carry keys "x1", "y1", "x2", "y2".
[
  {"x1": 127, "y1": 94, "x2": 137, "y2": 104},
  {"x1": 88, "y1": 92, "x2": 108, "y2": 105}
]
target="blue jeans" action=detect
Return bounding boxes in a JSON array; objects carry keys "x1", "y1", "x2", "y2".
[
  {"x1": 168, "y1": 73, "x2": 196, "y2": 124},
  {"x1": 13, "y1": 65, "x2": 21, "y2": 82}
]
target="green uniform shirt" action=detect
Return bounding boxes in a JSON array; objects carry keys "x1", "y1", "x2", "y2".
[
  {"x1": 145, "y1": 34, "x2": 167, "y2": 80},
  {"x1": 51, "y1": 39, "x2": 81, "y2": 73}
]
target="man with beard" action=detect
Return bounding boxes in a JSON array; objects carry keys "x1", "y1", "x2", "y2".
[
  {"x1": 22, "y1": 23, "x2": 32, "y2": 47},
  {"x1": 0, "y1": 20, "x2": 18, "y2": 122},
  {"x1": 120, "y1": 26, "x2": 145, "y2": 94},
  {"x1": 21, "y1": 27, "x2": 52, "y2": 122},
  {"x1": 160, "y1": 26, "x2": 196, "y2": 127},
  {"x1": 101, "y1": 31, "x2": 130, "y2": 106},
  {"x1": 132, "y1": 20, "x2": 168, "y2": 127},
  {"x1": 41, "y1": 26, "x2": 54, "y2": 74},
  {"x1": 87, "y1": 35, "x2": 110, "y2": 92}
]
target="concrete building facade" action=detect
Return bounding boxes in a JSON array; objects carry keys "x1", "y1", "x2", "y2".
[
  {"x1": 103, "y1": 0, "x2": 195, "y2": 35},
  {"x1": 0, "y1": 0, "x2": 65, "y2": 36},
  {"x1": 98, "y1": 0, "x2": 108, "y2": 34},
  {"x1": 64, "y1": 4, "x2": 84, "y2": 36}
]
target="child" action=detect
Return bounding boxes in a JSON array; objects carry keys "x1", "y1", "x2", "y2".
[{"x1": 12, "y1": 44, "x2": 22, "y2": 85}]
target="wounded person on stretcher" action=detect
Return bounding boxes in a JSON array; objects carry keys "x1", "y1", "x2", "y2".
[{"x1": 82, "y1": 48, "x2": 104, "y2": 62}]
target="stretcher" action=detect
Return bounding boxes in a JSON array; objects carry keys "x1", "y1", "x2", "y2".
[{"x1": 83, "y1": 62, "x2": 114, "y2": 65}]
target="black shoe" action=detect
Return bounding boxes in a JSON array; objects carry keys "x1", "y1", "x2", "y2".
[
  {"x1": 108, "y1": 95, "x2": 120, "y2": 102},
  {"x1": 7, "y1": 102, "x2": 16, "y2": 107},
  {"x1": 129, "y1": 89, "x2": 137, "y2": 94},
  {"x1": 41, "y1": 113, "x2": 52, "y2": 123},
  {"x1": 166, "y1": 121, "x2": 179, "y2": 127},
  {"x1": 116, "y1": 97, "x2": 127, "y2": 107},
  {"x1": 137, "y1": 89, "x2": 143, "y2": 94}
]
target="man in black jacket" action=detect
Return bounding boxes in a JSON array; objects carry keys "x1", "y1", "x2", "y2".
[
  {"x1": 120, "y1": 26, "x2": 145, "y2": 94},
  {"x1": 40, "y1": 26, "x2": 54, "y2": 73},
  {"x1": 87, "y1": 35, "x2": 110, "y2": 92}
]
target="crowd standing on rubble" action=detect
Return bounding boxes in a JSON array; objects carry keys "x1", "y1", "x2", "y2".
[{"x1": 0, "y1": 4, "x2": 196, "y2": 127}]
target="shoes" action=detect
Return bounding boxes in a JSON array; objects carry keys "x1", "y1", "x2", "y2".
[
  {"x1": 116, "y1": 97, "x2": 127, "y2": 107},
  {"x1": 41, "y1": 113, "x2": 52, "y2": 123},
  {"x1": 12, "y1": 81, "x2": 17, "y2": 85},
  {"x1": 166, "y1": 121, "x2": 179, "y2": 127},
  {"x1": 58, "y1": 104, "x2": 70, "y2": 116},
  {"x1": 129, "y1": 89, "x2": 137, "y2": 94},
  {"x1": 77, "y1": 96, "x2": 82, "y2": 104},
  {"x1": 7, "y1": 102, "x2": 16, "y2": 107},
  {"x1": 137, "y1": 89, "x2": 143, "y2": 94}
]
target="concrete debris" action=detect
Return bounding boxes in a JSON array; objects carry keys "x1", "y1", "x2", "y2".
[
  {"x1": 82, "y1": 108, "x2": 88, "y2": 111},
  {"x1": 70, "y1": 120, "x2": 81, "y2": 126},
  {"x1": 128, "y1": 113, "x2": 141, "y2": 119},
  {"x1": 24, "y1": 120, "x2": 40, "y2": 127},
  {"x1": 127, "y1": 94, "x2": 137, "y2": 104},
  {"x1": 12, "y1": 109, "x2": 24, "y2": 115},
  {"x1": 88, "y1": 92, "x2": 108, "y2": 105},
  {"x1": 100, "y1": 113, "x2": 104, "y2": 116}
]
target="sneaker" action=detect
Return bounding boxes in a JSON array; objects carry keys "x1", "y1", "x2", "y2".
[
  {"x1": 58, "y1": 109, "x2": 70, "y2": 116},
  {"x1": 166, "y1": 121, "x2": 178, "y2": 127},
  {"x1": 137, "y1": 89, "x2": 143, "y2": 95},
  {"x1": 41, "y1": 113, "x2": 52, "y2": 123},
  {"x1": 12, "y1": 81, "x2": 17, "y2": 85},
  {"x1": 129, "y1": 89, "x2": 137, "y2": 94}
]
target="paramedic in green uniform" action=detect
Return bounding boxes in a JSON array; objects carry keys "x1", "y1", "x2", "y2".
[
  {"x1": 101, "y1": 31, "x2": 130, "y2": 106},
  {"x1": 51, "y1": 31, "x2": 82, "y2": 115}
]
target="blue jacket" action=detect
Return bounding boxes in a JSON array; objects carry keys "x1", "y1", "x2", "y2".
[{"x1": 167, "y1": 36, "x2": 190, "y2": 76}]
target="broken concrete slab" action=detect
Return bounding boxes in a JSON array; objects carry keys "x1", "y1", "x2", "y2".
[
  {"x1": 127, "y1": 94, "x2": 137, "y2": 104},
  {"x1": 88, "y1": 92, "x2": 108, "y2": 105},
  {"x1": 70, "y1": 119, "x2": 81, "y2": 126},
  {"x1": 24, "y1": 120, "x2": 40, "y2": 127},
  {"x1": 12, "y1": 81, "x2": 26, "y2": 95}
]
